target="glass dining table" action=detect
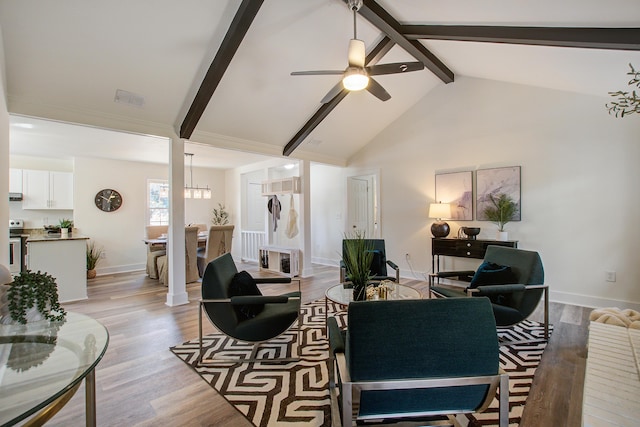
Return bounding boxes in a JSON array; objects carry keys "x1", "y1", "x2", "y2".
[{"x1": 0, "y1": 312, "x2": 109, "y2": 427}]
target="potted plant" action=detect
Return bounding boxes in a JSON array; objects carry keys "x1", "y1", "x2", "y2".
[
  {"x1": 59, "y1": 218, "x2": 73, "y2": 237},
  {"x1": 211, "y1": 203, "x2": 229, "y2": 225},
  {"x1": 1, "y1": 269, "x2": 66, "y2": 325},
  {"x1": 483, "y1": 193, "x2": 518, "y2": 241},
  {"x1": 86, "y1": 240, "x2": 103, "y2": 279},
  {"x1": 341, "y1": 231, "x2": 374, "y2": 301}
]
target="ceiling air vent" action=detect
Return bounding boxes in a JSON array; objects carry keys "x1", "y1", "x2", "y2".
[{"x1": 114, "y1": 89, "x2": 145, "y2": 108}]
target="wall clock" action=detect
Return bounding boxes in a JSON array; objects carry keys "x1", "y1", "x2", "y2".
[{"x1": 94, "y1": 188, "x2": 123, "y2": 212}]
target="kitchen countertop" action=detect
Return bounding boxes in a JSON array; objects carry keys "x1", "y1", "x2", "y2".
[{"x1": 27, "y1": 234, "x2": 89, "y2": 242}]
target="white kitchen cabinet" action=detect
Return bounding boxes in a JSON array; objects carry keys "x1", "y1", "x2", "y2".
[
  {"x1": 22, "y1": 169, "x2": 74, "y2": 210},
  {"x1": 9, "y1": 168, "x2": 22, "y2": 193}
]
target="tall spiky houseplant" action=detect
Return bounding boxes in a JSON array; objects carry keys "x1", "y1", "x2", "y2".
[{"x1": 341, "y1": 231, "x2": 374, "y2": 301}]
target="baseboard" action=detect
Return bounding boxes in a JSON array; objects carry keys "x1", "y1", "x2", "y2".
[
  {"x1": 310, "y1": 257, "x2": 339, "y2": 267},
  {"x1": 551, "y1": 290, "x2": 640, "y2": 311},
  {"x1": 96, "y1": 263, "x2": 145, "y2": 276}
]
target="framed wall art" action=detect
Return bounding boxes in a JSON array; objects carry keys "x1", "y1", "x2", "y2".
[
  {"x1": 475, "y1": 166, "x2": 521, "y2": 221},
  {"x1": 435, "y1": 171, "x2": 473, "y2": 220}
]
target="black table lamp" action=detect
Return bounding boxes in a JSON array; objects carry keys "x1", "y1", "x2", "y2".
[{"x1": 429, "y1": 202, "x2": 451, "y2": 238}]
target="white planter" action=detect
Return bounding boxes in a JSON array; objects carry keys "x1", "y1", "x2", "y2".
[
  {"x1": 497, "y1": 231, "x2": 508, "y2": 241},
  {"x1": 61, "y1": 228, "x2": 69, "y2": 238}
]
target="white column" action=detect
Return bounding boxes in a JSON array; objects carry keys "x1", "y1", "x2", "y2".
[
  {"x1": 166, "y1": 136, "x2": 188, "y2": 306},
  {"x1": 299, "y1": 159, "x2": 313, "y2": 277}
]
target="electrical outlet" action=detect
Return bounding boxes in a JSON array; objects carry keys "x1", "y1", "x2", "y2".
[
  {"x1": 605, "y1": 271, "x2": 616, "y2": 282},
  {"x1": 100, "y1": 252, "x2": 107, "y2": 259}
]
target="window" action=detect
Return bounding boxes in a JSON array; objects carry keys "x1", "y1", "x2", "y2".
[{"x1": 148, "y1": 180, "x2": 169, "y2": 225}]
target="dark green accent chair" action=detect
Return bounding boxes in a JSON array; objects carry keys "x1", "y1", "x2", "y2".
[
  {"x1": 430, "y1": 245, "x2": 549, "y2": 341},
  {"x1": 340, "y1": 239, "x2": 400, "y2": 284},
  {"x1": 198, "y1": 252, "x2": 301, "y2": 364},
  {"x1": 328, "y1": 298, "x2": 509, "y2": 426}
]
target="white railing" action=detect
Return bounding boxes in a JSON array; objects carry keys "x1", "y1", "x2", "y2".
[{"x1": 241, "y1": 230, "x2": 266, "y2": 262}]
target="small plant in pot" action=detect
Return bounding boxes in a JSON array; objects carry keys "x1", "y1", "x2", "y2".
[
  {"x1": 483, "y1": 193, "x2": 517, "y2": 241},
  {"x1": 341, "y1": 231, "x2": 374, "y2": 301},
  {"x1": 59, "y1": 218, "x2": 73, "y2": 236},
  {"x1": 2, "y1": 270, "x2": 66, "y2": 325},
  {"x1": 86, "y1": 240, "x2": 104, "y2": 279}
]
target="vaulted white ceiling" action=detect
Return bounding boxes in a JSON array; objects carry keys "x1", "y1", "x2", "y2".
[{"x1": 2, "y1": 0, "x2": 639, "y2": 167}]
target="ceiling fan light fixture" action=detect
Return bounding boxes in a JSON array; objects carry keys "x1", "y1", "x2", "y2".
[{"x1": 343, "y1": 67, "x2": 369, "y2": 91}]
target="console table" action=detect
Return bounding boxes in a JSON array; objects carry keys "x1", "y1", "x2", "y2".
[{"x1": 431, "y1": 238, "x2": 518, "y2": 273}]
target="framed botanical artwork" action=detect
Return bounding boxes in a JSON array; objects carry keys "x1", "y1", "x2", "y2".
[
  {"x1": 475, "y1": 166, "x2": 521, "y2": 221},
  {"x1": 435, "y1": 171, "x2": 473, "y2": 220}
]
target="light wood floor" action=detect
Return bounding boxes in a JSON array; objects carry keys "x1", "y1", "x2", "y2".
[{"x1": 41, "y1": 263, "x2": 589, "y2": 426}]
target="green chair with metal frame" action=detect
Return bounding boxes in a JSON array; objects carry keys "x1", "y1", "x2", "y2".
[
  {"x1": 429, "y1": 245, "x2": 549, "y2": 342},
  {"x1": 198, "y1": 252, "x2": 301, "y2": 365},
  {"x1": 328, "y1": 298, "x2": 509, "y2": 427},
  {"x1": 339, "y1": 239, "x2": 400, "y2": 284}
]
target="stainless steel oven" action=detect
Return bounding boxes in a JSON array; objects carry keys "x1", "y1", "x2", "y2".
[{"x1": 9, "y1": 237, "x2": 21, "y2": 274}]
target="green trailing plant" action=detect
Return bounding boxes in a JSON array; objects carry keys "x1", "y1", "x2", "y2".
[
  {"x1": 58, "y1": 218, "x2": 73, "y2": 229},
  {"x1": 211, "y1": 203, "x2": 230, "y2": 225},
  {"x1": 7, "y1": 270, "x2": 66, "y2": 324},
  {"x1": 607, "y1": 63, "x2": 640, "y2": 118},
  {"x1": 483, "y1": 193, "x2": 518, "y2": 232},
  {"x1": 341, "y1": 231, "x2": 374, "y2": 294},
  {"x1": 86, "y1": 241, "x2": 104, "y2": 270}
]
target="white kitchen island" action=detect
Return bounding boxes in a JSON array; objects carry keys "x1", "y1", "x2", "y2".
[{"x1": 27, "y1": 234, "x2": 89, "y2": 302}]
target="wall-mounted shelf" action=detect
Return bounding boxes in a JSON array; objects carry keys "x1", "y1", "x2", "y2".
[
  {"x1": 261, "y1": 177, "x2": 301, "y2": 196},
  {"x1": 259, "y1": 245, "x2": 299, "y2": 277}
]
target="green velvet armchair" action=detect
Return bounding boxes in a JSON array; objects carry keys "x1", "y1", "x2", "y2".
[
  {"x1": 198, "y1": 252, "x2": 301, "y2": 365},
  {"x1": 328, "y1": 298, "x2": 508, "y2": 426},
  {"x1": 429, "y1": 245, "x2": 549, "y2": 341}
]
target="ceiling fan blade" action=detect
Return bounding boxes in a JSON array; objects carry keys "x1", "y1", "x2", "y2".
[
  {"x1": 291, "y1": 70, "x2": 344, "y2": 76},
  {"x1": 320, "y1": 82, "x2": 346, "y2": 104},
  {"x1": 366, "y1": 78, "x2": 391, "y2": 102},
  {"x1": 367, "y1": 62, "x2": 424, "y2": 76},
  {"x1": 347, "y1": 39, "x2": 366, "y2": 67}
]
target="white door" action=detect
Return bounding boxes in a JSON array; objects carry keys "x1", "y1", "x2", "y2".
[{"x1": 347, "y1": 175, "x2": 376, "y2": 237}]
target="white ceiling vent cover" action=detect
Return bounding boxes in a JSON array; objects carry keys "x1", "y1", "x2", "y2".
[{"x1": 114, "y1": 89, "x2": 145, "y2": 108}]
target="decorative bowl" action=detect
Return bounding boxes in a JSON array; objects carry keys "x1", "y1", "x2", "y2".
[{"x1": 461, "y1": 227, "x2": 481, "y2": 238}]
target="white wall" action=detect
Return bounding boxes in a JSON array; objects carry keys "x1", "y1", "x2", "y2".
[
  {"x1": 73, "y1": 156, "x2": 225, "y2": 274},
  {"x1": 0, "y1": 25, "x2": 9, "y2": 267},
  {"x1": 348, "y1": 76, "x2": 640, "y2": 309}
]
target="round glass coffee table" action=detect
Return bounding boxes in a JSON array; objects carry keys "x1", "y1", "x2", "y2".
[
  {"x1": 0, "y1": 312, "x2": 109, "y2": 426},
  {"x1": 325, "y1": 283, "x2": 422, "y2": 327}
]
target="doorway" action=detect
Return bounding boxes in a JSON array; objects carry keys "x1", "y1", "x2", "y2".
[{"x1": 346, "y1": 172, "x2": 380, "y2": 238}]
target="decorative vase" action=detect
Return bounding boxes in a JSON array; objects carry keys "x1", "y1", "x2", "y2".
[
  {"x1": 87, "y1": 269, "x2": 97, "y2": 279},
  {"x1": 353, "y1": 283, "x2": 367, "y2": 301},
  {"x1": 497, "y1": 231, "x2": 508, "y2": 241},
  {"x1": 61, "y1": 228, "x2": 69, "y2": 238}
]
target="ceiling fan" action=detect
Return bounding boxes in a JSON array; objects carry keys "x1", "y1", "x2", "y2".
[{"x1": 291, "y1": 0, "x2": 424, "y2": 103}]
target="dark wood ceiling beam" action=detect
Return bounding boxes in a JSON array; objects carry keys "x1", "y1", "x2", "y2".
[
  {"x1": 179, "y1": 0, "x2": 264, "y2": 139},
  {"x1": 401, "y1": 26, "x2": 640, "y2": 51},
  {"x1": 352, "y1": 0, "x2": 454, "y2": 83},
  {"x1": 282, "y1": 37, "x2": 395, "y2": 157}
]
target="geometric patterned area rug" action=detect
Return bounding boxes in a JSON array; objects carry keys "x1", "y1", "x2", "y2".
[{"x1": 170, "y1": 299, "x2": 552, "y2": 427}]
